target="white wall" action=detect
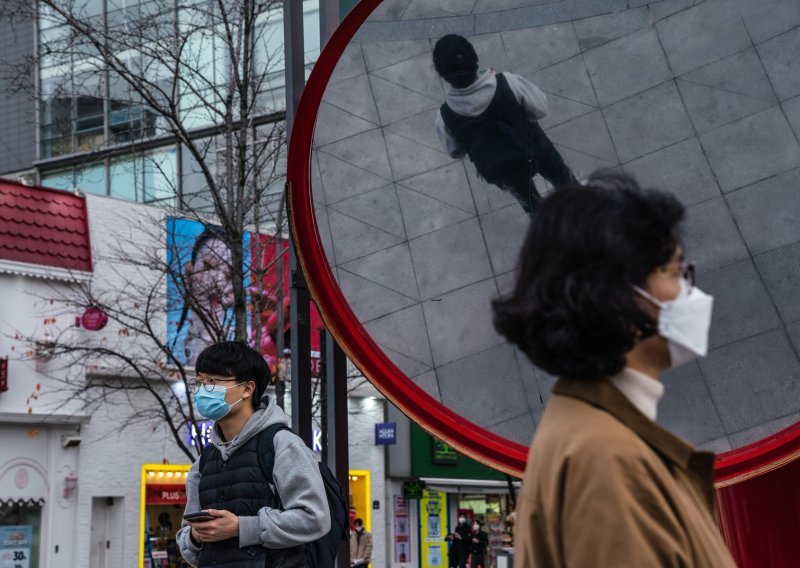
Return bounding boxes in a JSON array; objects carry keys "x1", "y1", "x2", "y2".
[{"x1": 348, "y1": 396, "x2": 386, "y2": 567}]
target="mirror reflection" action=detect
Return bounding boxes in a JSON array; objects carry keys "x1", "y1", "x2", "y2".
[{"x1": 311, "y1": 0, "x2": 800, "y2": 449}]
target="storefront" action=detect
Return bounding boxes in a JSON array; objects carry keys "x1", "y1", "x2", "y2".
[
  {"x1": 410, "y1": 424, "x2": 518, "y2": 568},
  {"x1": 140, "y1": 464, "x2": 191, "y2": 568},
  {"x1": 348, "y1": 470, "x2": 372, "y2": 531}
]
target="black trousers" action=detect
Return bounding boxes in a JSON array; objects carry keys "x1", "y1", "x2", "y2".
[{"x1": 502, "y1": 124, "x2": 576, "y2": 215}]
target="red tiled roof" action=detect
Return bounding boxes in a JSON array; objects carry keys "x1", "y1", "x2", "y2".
[{"x1": 0, "y1": 178, "x2": 92, "y2": 272}]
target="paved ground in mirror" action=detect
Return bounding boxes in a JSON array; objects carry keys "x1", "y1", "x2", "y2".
[{"x1": 312, "y1": 0, "x2": 800, "y2": 450}]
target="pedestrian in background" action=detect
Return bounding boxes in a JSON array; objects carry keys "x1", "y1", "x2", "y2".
[
  {"x1": 434, "y1": 34, "x2": 576, "y2": 215},
  {"x1": 493, "y1": 173, "x2": 736, "y2": 566},
  {"x1": 469, "y1": 521, "x2": 489, "y2": 568},
  {"x1": 350, "y1": 518, "x2": 373, "y2": 568},
  {"x1": 449, "y1": 514, "x2": 471, "y2": 568}
]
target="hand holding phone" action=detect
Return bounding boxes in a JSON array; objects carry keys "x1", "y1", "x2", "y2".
[{"x1": 184, "y1": 510, "x2": 215, "y2": 522}]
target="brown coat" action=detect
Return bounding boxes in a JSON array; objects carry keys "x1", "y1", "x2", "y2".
[
  {"x1": 514, "y1": 378, "x2": 737, "y2": 567},
  {"x1": 350, "y1": 528, "x2": 373, "y2": 564}
]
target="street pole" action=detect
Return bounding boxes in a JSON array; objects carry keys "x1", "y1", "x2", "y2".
[
  {"x1": 284, "y1": 0, "x2": 312, "y2": 447},
  {"x1": 319, "y1": 3, "x2": 351, "y2": 566}
]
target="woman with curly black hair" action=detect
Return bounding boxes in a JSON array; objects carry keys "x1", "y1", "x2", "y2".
[{"x1": 493, "y1": 173, "x2": 735, "y2": 567}]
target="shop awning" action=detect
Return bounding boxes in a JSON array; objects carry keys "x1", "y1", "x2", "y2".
[
  {"x1": 0, "y1": 498, "x2": 45, "y2": 508},
  {"x1": 420, "y1": 477, "x2": 521, "y2": 495}
]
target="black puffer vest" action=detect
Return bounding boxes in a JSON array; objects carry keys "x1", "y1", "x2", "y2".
[{"x1": 197, "y1": 434, "x2": 306, "y2": 567}]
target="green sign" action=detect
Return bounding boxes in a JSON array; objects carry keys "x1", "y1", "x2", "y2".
[{"x1": 431, "y1": 438, "x2": 459, "y2": 465}]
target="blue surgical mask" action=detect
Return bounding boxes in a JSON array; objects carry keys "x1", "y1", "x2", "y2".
[{"x1": 194, "y1": 383, "x2": 245, "y2": 421}]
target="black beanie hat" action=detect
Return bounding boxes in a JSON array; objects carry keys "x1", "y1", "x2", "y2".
[{"x1": 433, "y1": 34, "x2": 479, "y2": 87}]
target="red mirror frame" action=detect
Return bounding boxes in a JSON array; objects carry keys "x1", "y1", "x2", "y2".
[{"x1": 286, "y1": 0, "x2": 800, "y2": 494}]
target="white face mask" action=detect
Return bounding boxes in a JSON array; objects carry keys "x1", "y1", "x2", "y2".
[
  {"x1": 634, "y1": 279, "x2": 714, "y2": 368},
  {"x1": 472, "y1": 524, "x2": 480, "y2": 531}
]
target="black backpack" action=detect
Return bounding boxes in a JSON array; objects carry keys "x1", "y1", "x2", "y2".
[
  {"x1": 440, "y1": 73, "x2": 536, "y2": 187},
  {"x1": 200, "y1": 424, "x2": 349, "y2": 568}
]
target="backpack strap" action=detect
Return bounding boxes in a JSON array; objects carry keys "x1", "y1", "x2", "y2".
[{"x1": 257, "y1": 423, "x2": 293, "y2": 507}]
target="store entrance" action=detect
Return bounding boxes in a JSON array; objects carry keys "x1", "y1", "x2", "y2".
[
  {"x1": 457, "y1": 493, "x2": 514, "y2": 567},
  {"x1": 141, "y1": 465, "x2": 191, "y2": 568}
]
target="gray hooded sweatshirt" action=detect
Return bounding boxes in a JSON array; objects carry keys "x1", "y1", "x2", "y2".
[
  {"x1": 176, "y1": 395, "x2": 331, "y2": 566},
  {"x1": 435, "y1": 69, "x2": 549, "y2": 158}
]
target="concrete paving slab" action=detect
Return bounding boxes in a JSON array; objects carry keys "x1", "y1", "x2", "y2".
[
  {"x1": 583, "y1": 27, "x2": 671, "y2": 106},
  {"x1": 397, "y1": 185, "x2": 475, "y2": 239},
  {"x1": 733, "y1": 0, "x2": 800, "y2": 44},
  {"x1": 699, "y1": 329, "x2": 800, "y2": 433},
  {"x1": 573, "y1": 6, "x2": 650, "y2": 51},
  {"x1": 337, "y1": 269, "x2": 419, "y2": 323},
  {"x1": 437, "y1": 343, "x2": 530, "y2": 427},
  {"x1": 369, "y1": 74, "x2": 441, "y2": 126},
  {"x1": 699, "y1": 106, "x2": 800, "y2": 193},
  {"x1": 384, "y1": 130, "x2": 456, "y2": 180},
  {"x1": 682, "y1": 197, "x2": 750, "y2": 273},
  {"x1": 330, "y1": 42, "x2": 367, "y2": 84},
  {"x1": 758, "y1": 27, "x2": 800, "y2": 102},
  {"x1": 323, "y1": 74, "x2": 381, "y2": 124},
  {"x1": 316, "y1": 150, "x2": 390, "y2": 204},
  {"x1": 409, "y1": 218, "x2": 494, "y2": 299},
  {"x1": 656, "y1": 0, "x2": 751, "y2": 76},
  {"x1": 364, "y1": 303, "x2": 434, "y2": 365},
  {"x1": 480, "y1": 203, "x2": 531, "y2": 274},
  {"x1": 622, "y1": 138, "x2": 720, "y2": 206},
  {"x1": 547, "y1": 109, "x2": 617, "y2": 162},
  {"x1": 490, "y1": 412, "x2": 537, "y2": 445},
  {"x1": 783, "y1": 95, "x2": 800, "y2": 140},
  {"x1": 340, "y1": 241, "x2": 421, "y2": 300},
  {"x1": 328, "y1": 207, "x2": 406, "y2": 265},
  {"x1": 532, "y1": 53, "x2": 598, "y2": 106},
  {"x1": 313, "y1": 103, "x2": 376, "y2": 147},
  {"x1": 727, "y1": 167, "x2": 800, "y2": 254},
  {"x1": 319, "y1": 128, "x2": 394, "y2": 179},
  {"x1": 329, "y1": 184, "x2": 406, "y2": 239},
  {"x1": 502, "y1": 22, "x2": 580, "y2": 76},
  {"x1": 754, "y1": 241, "x2": 800, "y2": 324},
  {"x1": 538, "y1": 92, "x2": 596, "y2": 128},
  {"x1": 604, "y1": 80, "x2": 693, "y2": 162},
  {"x1": 400, "y1": 161, "x2": 477, "y2": 213},
  {"x1": 658, "y1": 362, "x2": 728, "y2": 447},
  {"x1": 423, "y1": 278, "x2": 505, "y2": 366},
  {"x1": 372, "y1": 51, "x2": 445, "y2": 101},
  {"x1": 362, "y1": 38, "x2": 433, "y2": 71},
  {"x1": 696, "y1": 259, "x2": 782, "y2": 350}
]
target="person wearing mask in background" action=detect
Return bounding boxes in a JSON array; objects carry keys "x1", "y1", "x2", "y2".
[
  {"x1": 350, "y1": 518, "x2": 372, "y2": 568},
  {"x1": 176, "y1": 342, "x2": 331, "y2": 567},
  {"x1": 450, "y1": 515, "x2": 472, "y2": 568},
  {"x1": 469, "y1": 521, "x2": 489, "y2": 568},
  {"x1": 434, "y1": 34, "x2": 576, "y2": 215},
  {"x1": 492, "y1": 172, "x2": 736, "y2": 566}
]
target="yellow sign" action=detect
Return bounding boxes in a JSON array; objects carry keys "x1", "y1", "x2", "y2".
[{"x1": 419, "y1": 489, "x2": 448, "y2": 568}]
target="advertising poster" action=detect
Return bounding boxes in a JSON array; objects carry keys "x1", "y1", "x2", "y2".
[
  {"x1": 0, "y1": 526, "x2": 32, "y2": 568},
  {"x1": 419, "y1": 490, "x2": 448, "y2": 568},
  {"x1": 166, "y1": 218, "x2": 323, "y2": 373},
  {"x1": 394, "y1": 496, "x2": 410, "y2": 563}
]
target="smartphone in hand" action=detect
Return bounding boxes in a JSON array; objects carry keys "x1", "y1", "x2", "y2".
[{"x1": 183, "y1": 510, "x2": 214, "y2": 522}]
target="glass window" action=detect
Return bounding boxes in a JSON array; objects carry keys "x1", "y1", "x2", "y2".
[
  {"x1": 110, "y1": 156, "x2": 139, "y2": 201},
  {"x1": 143, "y1": 147, "x2": 178, "y2": 204},
  {"x1": 0, "y1": 502, "x2": 43, "y2": 568},
  {"x1": 41, "y1": 170, "x2": 75, "y2": 191},
  {"x1": 75, "y1": 163, "x2": 107, "y2": 195}
]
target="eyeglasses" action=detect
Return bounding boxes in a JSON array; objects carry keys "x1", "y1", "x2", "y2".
[
  {"x1": 658, "y1": 260, "x2": 695, "y2": 292},
  {"x1": 188, "y1": 376, "x2": 240, "y2": 394}
]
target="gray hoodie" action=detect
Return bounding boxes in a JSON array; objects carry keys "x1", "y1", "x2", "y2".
[
  {"x1": 176, "y1": 396, "x2": 331, "y2": 566},
  {"x1": 435, "y1": 69, "x2": 549, "y2": 158}
]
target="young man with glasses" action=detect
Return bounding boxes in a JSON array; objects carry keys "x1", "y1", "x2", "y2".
[{"x1": 176, "y1": 341, "x2": 330, "y2": 567}]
